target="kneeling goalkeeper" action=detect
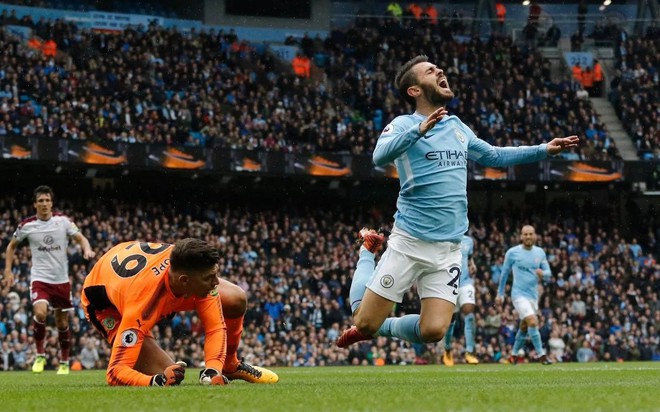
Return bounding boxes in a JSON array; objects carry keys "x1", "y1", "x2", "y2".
[{"x1": 82, "y1": 238, "x2": 278, "y2": 386}]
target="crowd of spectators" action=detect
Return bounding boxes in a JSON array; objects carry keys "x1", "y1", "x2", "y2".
[
  {"x1": 0, "y1": 7, "x2": 623, "y2": 160},
  {"x1": 0, "y1": 15, "x2": 379, "y2": 154},
  {"x1": 609, "y1": 26, "x2": 659, "y2": 160},
  {"x1": 286, "y1": 14, "x2": 618, "y2": 160},
  {"x1": 0, "y1": 188, "x2": 658, "y2": 371}
]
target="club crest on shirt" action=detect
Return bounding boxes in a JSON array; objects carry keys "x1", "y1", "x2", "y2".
[
  {"x1": 380, "y1": 274, "x2": 394, "y2": 288},
  {"x1": 43, "y1": 235, "x2": 54, "y2": 245},
  {"x1": 381, "y1": 124, "x2": 394, "y2": 136},
  {"x1": 455, "y1": 128, "x2": 466, "y2": 143},
  {"x1": 102, "y1": 317, "x2": 116, "y2": 330},
  {"x1": 121, "y1": 329, "x2": 138, "y2": 347}
]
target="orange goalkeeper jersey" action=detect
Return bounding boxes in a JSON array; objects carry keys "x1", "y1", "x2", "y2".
[{"x1": 82, "y1": 241, "x2": 226, "y2": 386}]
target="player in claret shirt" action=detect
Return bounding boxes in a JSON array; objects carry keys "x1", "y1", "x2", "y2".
[{"x1": 3, "y1": 185, "x2": 95, "y2": 375}]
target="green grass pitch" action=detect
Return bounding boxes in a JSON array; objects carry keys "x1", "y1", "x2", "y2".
[{"x1": 1, "y1": 362, "x2": 658, "y2": 412}]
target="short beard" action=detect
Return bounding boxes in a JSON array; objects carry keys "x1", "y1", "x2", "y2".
[{"x1": 421, "y1": 83, "x2": 454, "y2": 107}]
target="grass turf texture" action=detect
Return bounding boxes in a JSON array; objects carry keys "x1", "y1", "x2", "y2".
[{"x1": 0, "y1": 362, "x2": 658, "y2": 412}]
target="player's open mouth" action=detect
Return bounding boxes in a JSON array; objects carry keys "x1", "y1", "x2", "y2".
[{"x1": 438, "y1": 78, "x2": 449, "y2": 89}]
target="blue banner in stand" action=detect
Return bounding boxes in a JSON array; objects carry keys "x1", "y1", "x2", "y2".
[
  {"x1": 269, "y1": 45, "x2": 299, "y2": 62},
  {"x1": 6, "y1": 25, "x2": 32, "y2": 41},
  {"x1": 86, "y1": 12, "x2": 163, "y2": 32},
  {"x1": 564, "y1": 52, "x2": 594, "y2": 69}
]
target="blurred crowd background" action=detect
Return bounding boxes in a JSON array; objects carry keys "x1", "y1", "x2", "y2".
[{"x1": 1, "y1": 187, "x2": 658, "y2": 370}]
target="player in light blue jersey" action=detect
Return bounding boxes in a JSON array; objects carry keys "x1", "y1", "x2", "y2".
[
  {"x1": 337, "y1": 55, "x2": 578, "y2": 349},
  {"x1": 496, "y1": 225, "x2": 553, "y2": 365},
  {"x1": 442, "y1": 235, "x2": 479, "y2": 366}
]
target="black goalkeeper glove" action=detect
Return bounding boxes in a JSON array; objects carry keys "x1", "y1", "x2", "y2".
[
  {"x1": 151, "y1": 361, "x2": 186, "y2": 386},
  {"x1": 199, "y1": 368, "x2": 229, "y2": 385}
]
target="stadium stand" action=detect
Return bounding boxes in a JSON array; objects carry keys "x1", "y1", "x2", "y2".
[
  {"x1": 0, "y1": 7, "x2": 626, "y2": 159},
  {"x1": 609, "y1": 29, "x2": 659, "y2": 160}
]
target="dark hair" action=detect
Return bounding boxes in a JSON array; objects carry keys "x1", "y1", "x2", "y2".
[
  {"x1": 33, "y1": 185, "x2": 54, "y2": 202},
  {"x1": 394, "y1": 55, "x2": 429, "y2": 106},
  {"x1": 170, "y1": 238, "x2": 220, "y2": 274}
]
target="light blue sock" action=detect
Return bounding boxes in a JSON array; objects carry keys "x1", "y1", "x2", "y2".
[
  {"x1": 349, "y1": 248, "x2": 376, "y2": 313},
  {"x1": 528, "y1": 326, "x2": 545, "y2": 356},
  {"x1": 464, "y1": 313, "x2": 476, "y2": 353},
  {"x1": 444, "y1": 320, "x2": 456, "y2": 351},
  {"x1": 377, "y1": 314, "x2": 424, "y2": 344},
  {"x1": 512, "y1": 329, "x2": 528, "y2": 354}
]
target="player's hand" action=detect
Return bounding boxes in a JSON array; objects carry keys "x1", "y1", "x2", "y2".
[
  {"x1": 535, "y1": 269, "x2": 544, "y2": 280},
  {"x1": 546, "y1": 136, "x2": 579, "y2": 155},
  {"x1": 2, "y1": 270, "x2": 14, "y2": 288},
  {"x1": 83, "y1": 249, "x2": 96, "y2": 260},
  {"x1": 419, "y1": 106, "x2": 448, "y2": 136},
  {"x1": 199, "y1": 368, "x2": 230, "y2": 385},
  {"x1": 152, "y1": 361, "x2": 186, "y2": 386},
  {"x1": 495, "y1": 295, "x2": 503, "y2": 307}
]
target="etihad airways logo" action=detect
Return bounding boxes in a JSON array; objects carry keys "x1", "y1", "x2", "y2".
[
  {"x1": 517, "y1": 265, "x2": 540, "y2": 272},
  {"x1": 37, "y1": 245, "x2": 62, "y2": 252},
  {"x1": 425, "y1": 150, "x2": 469, "y2": 167}
]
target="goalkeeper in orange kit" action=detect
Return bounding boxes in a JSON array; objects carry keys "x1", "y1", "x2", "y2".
[{"x1": 81, "y1": 238, "x2": 278, "y2": 386}]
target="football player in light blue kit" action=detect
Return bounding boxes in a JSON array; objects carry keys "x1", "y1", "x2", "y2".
[
  {"x1": 496, "y1": 225, "x2": 553, "y2": 365},
  {"x1": 337, "y1": 55, "x2": 578, "y2": 349},
  {"x1": 442, "y1": 235, "x2": 479, "y2": 366}
]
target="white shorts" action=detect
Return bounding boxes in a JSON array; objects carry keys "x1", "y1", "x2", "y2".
[
  {"x1": 454, "y1": 284, "x2": 476, "y2": 312},
  {"x1": 367, "y1": 226, "x2": 462, "y2": 304},
  {"x1": 512, "y1": 297, "x2": 539, "y2": 319}
]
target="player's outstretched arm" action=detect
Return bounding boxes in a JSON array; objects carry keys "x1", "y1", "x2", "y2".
[{"x1": 546, "y1": 135, "x2": 579, "y2": 155}]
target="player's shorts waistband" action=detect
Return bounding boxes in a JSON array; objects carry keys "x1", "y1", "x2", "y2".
[
  {"x1": 392, "y1": 225, "x2": 460, "y2": 246},
  {"x1": 391, "y1": 225, "x2": 461, "y2": 254}
]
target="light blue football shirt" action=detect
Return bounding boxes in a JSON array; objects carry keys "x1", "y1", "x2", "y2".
[
  {"x1": 497, "y1": 245, "x2": 551, "y2": 301},
  {"x1": 460, "y1": 235, "x2": 474, "y2": 287},
  {"x1": 374, "y1": 113, "x2": 547, "y2": 242}
]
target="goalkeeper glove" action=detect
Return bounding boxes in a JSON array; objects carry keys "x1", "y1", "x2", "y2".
[
  {"x1": 199, "y1": 368, "x2": 229, "y2": 385},
  {"x1": 151, "y1": 361, "x2": 186, "y2": 386}
]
